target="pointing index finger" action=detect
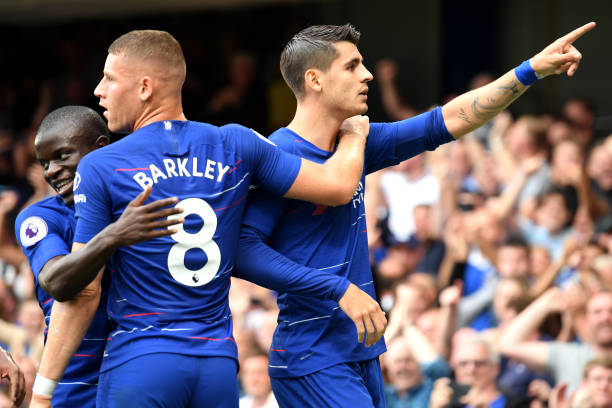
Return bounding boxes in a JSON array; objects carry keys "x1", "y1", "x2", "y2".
[{"x1": 563, "y1": 22, "x2": 596, "y2": 44}]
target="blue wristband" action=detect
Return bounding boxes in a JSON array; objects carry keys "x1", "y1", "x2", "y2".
[{"x1": 514, "y1": 59, "x2": 540, "y2": 86}]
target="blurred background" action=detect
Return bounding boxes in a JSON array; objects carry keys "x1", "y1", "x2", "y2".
[{"x1": 0, "y1": 1, "x2": 611, "y2": 407}]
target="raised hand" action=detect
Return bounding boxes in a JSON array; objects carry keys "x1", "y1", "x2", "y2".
[
  {"x1": 375, "y1": 59, "x2": 398, "y2": 85},
  {"x1": 531, "y1": 22, "x2": 596, "y2": 78},
  {"x1": 439, "y1": 280, "x2": 463, "y2": 308},
  {"x1": 338, "y1": 283, "x2": 387, "y2": 347},
  {"x1": 430, "y1": 378, "x2": 453, "y2": 408}
]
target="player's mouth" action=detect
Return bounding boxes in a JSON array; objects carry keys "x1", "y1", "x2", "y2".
[
  {"x1": 53, "y1": 178, "x2": 73, "y2": 197},
  {"x1": 99, "y1": 104, "x2": 108, "y2": 119},
  {"x1": 359, "y1": 88, "x2": 368, "y2": 99}
]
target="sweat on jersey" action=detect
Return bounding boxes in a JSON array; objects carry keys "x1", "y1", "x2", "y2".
[
  {"x1": 236, "y1": 107, "x2": 454, "y2": 378},
  {"x1": 16, "y1": 195, "x2": 110, "y2": 408},
  {"x1": 72, "y1": 120, "x2": 301, "y2": 373}
]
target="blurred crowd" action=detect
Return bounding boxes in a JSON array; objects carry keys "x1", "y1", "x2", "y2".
[{"x1": 0, "y1": 23, "x2": 610, "y2": 408}]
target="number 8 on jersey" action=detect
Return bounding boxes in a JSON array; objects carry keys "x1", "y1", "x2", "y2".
[{"x1": 167, "y1": 198, "x2": 221, "y2": 287}]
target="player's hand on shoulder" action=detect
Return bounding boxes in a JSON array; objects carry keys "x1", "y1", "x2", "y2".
[
  {"x1": 530, "y1": 22, "x2": 595, "y2": 78},
  {"x1": 339, "y1": 115, "x2": 370, "y2": 141},
  {"x1": 105, "y1": 186, "x2": 185, "y2": 247},
  {"x1": 338, "y1": 283, "x2": 386, "y2": 347}
]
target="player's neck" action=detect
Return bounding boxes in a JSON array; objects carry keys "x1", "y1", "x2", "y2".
[
  {"x1": 287, "y1": 103, "x2": 344, "y2": 152},
  {"x1": 133, "y1": 99, "x2": 187, "y2": 131}
]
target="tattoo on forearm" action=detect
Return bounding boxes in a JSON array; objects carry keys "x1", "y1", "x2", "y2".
[
  {"x1": 459, "y1": 79, "x2": 523, "y2": 126},
  {"x1": 458, "y1": 108, "x2": 474, "y2": 125}
]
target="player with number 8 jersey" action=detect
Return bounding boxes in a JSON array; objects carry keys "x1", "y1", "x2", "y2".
[{"x1": 73, "y1": 120, "x2": 301, "y2": 373}]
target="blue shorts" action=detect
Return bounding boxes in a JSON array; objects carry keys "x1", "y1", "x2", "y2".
[
  {"x1": 97, "y1": 353, "x2": 238, "y2": 408},
  {"x1": 271, "y1": 358, "x2": 385, "y2": 408}
]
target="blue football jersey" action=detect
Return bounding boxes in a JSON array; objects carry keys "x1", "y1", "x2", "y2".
[
  {"x1": 72, "y1": 120, "x2": 301, "y2": 373},
  {"x1": 16, "y1": 195, "x2": 110, "y2": 408},
  {"x1": 242, "y1": 108, "x2": 454, "y2": 378}
]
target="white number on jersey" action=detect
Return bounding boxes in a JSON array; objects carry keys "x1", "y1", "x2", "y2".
[{"x1": 167, "y1": 198, "x2": 221, "y2": 286}]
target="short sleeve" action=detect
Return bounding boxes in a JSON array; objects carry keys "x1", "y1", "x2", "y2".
[
  {"x1": 73, "y1": 154, "x2": 113, "y2": 243},
  {"x1": 16, "y1": 210, "x2": 70, "y2": 280},
  {"x1": 224, "y1": 126, "x2": 301, "y2": 197}
]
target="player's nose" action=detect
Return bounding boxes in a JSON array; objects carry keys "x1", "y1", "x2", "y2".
[
  {"x1": 46, "y1": 160, "x2": 62, "y2": 180},
  {"x1": 93, "y1": 80, "x2": 104, "y2": 98},
  {"x1": 362, "y1": 66, "x2": 373, "y2": 83}
]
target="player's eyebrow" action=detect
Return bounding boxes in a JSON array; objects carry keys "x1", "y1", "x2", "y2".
[{"x1": 344, "y1": 57, "x2": 362, "y2": 67}]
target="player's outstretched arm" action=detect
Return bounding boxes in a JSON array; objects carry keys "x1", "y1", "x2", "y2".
[
  {"x1": 0, "y1": 347, "x2": 25, "y2": 407},
  {"x1": 38, "y1": 186, "x2": 184, "y2": 302},
  {"x1": 30, "y1": 262, "x2": 104, "y2": 408},
  {"x1": 442, "y1": 22, "x2": 595, "y2": 139},
  {"x1": 283, "y1": 115, "x2": 369, "y2": 206}
]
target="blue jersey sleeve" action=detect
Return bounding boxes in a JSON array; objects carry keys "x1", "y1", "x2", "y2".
[
  {"x1": 73, "y1": 154, "x2": 113, "y2": 243},
  {"x1": 366, "y1": 107, "x2": 454, "y2": 174},
  {"x1": 16, "y1": 208, "x2": 70, "y2": 280},
  {"x1": 224, "y1": 125, "x2": 301, "y2": 197},
  {"x1": 236, "y1": 189, "x2": 350, "y2": 301}
]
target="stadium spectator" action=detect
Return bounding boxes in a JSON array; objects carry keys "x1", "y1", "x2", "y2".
[
  {"x1": 239, "y1": 350, "x2": 279, "y2": 408},
  {"x1": 499, "y1": 289, "x2": 612, "y2": 393},
  {"x1": 548, "y1": 357, "x2": 612, "y2": 408},
  {"x1": 383, "y1": 334, "x2": 450, "y2": 408},
  {"x1": 431, "y1": 337, "x2": 527, "y2": 408}
]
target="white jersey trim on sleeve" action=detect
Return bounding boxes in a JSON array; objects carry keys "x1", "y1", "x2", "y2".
[{"x1": 250, "y1": 129, "x2": 276, "y2": 146}]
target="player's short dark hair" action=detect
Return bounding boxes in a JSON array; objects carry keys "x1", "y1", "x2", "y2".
[
  {"x1": 280, "y1": 24, "x2": 360, "y2": 99},
  {"x1": 38, "y1": 105, "x2": 109, "y2": 147},
  {"x1": 109, "y1": 30, "x2": 186, "y2": 84}
]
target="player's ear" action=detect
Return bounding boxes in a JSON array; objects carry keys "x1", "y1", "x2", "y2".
[
  {"x1": 139, "y1": 76, "x2": 153, "y2": 101},
  {"x1": 304, "y1": 69, "x2": 323, "y2": 94},
  {"x1": 95, "y1": 135, "x2": 110, "y2": 148}
]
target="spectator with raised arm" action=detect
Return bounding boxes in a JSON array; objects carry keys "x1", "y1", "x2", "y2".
[{"x1": 499, "y1": 288, "x2": 612, "y2": 393}]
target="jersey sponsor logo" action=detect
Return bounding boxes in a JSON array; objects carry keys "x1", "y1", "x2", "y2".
[
  {"x1": 73, "y1": 172, "x2": 82, "y2": 191},
  {"x1": 19, "y1": 216, "x2": 48, "y2": 246},
  {"x1": 74, "y1": 194, "x2": 87, "y2": 204},
  {"x1": 164, "y1": 121, "x2": 172, "y2": 131},
  {"x1": 352, "y1": 181, "x2": 364, "y2": 208}
]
